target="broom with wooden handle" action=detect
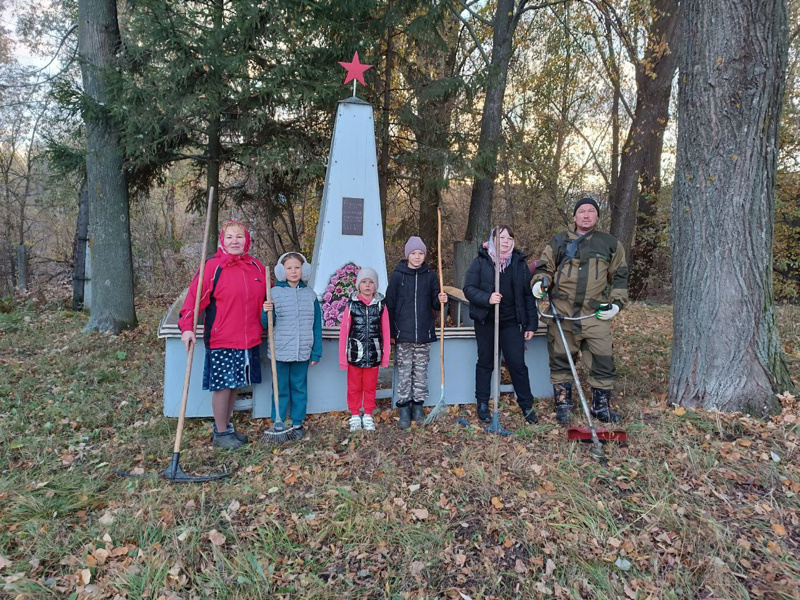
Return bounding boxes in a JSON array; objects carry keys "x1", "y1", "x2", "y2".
[{"x1": 260, "y1": 265, "x2": 301, "y2": 443}]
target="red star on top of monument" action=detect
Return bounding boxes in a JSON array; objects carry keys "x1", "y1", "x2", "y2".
[{"x1": 339, "y1": 51, "x2": 373, "y2": 86}]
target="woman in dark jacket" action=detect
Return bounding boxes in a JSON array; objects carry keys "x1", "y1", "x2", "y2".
[{"x1": 463, "y1": 225, "x2": 538, "y2": 424}]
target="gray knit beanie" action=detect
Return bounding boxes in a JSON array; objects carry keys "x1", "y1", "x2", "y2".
[{"x1": 356, "y1": 267, "x2": 379, "y2": 290}]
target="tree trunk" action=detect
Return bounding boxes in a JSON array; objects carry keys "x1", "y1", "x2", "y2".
[
  {"x1": 628, "y1": 126, "x2": 667, "y2": 299},
  {"x1": 464, "y1": 0, "x2": 515, "y2": 243},
  {"x1": 669, "y1": 0, "x2": 795, "y2": 414},
  {"x1": 610, "y1": 0, "x2": 680, "y2": 256},
  {"x1": 206, "y1": 113, "x2": 221, "y2": 257},
  {"x1": 378, "y1": 1, "x2": 393, "y2": 237},
  {"x1": 16, "y1": 244, "x2": 26, "y2": 291},
  {"x1": 79, "y1": 0, "x2": 138, "y2": 332},
  {"x1": 16, "y1": 199, "x2": 26, "y2": 291},
  {"x1": 606, "y1": 13, "x2": 620, "y2": 202},
  {"x1": 73, "y1": 178, "x2": 89, "y2": 310},
  {"x1": 204, "y1": 0, "x2": 223, "y2": 257},
  {"x1": 415, "y1": 75, "x2": 457, "y2": 269}
]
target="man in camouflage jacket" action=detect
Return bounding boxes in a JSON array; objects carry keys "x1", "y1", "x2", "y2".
[{"x1": 532, "y1": 197, "x2": 628, "y2": 424}]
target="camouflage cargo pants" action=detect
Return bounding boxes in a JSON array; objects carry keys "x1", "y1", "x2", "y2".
[
  {"x1": 547, "y1": 317, "x2": 615, "y2": 390},
  {"x1": 395, "y1": 342, "x2": 431, "y2": 406}
]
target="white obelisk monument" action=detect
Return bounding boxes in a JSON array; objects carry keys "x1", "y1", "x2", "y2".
[{"x1": 310, "y1": 52, "x2": 388, "y2": 304}]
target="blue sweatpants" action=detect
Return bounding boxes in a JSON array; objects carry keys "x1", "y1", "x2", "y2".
[{"x1": 272, "y1": 360, "x2": 310, "y2": 424}]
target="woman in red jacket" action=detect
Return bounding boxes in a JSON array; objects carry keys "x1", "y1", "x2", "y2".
[{"x1": 178, "y1": 220, "x2": 266, "y2": 449}]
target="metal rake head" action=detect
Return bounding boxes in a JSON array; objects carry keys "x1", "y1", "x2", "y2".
[
  {"x1": 484, "y1": 411, "x2": 512, "y2": 437},
  {"x1": 162, "y1": 453, "x2": 231, "y2": 483}
]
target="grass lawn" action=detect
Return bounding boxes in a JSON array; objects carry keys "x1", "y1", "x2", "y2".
[{"x1": 0, "y1": 300, "x2": 798, "y2": 599}]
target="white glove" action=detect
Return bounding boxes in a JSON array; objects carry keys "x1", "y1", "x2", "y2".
[
  {"x1": 596, "y1": 303, "x2": 620, "y2": 320},
  {"x1": 532, "y1": 281, "x2": 547, "y2": 299}
]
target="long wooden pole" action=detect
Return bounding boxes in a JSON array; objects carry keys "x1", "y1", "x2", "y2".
[
  {"x1": 438, "y1": 208, "x2": 445, "y2": 387},
  {"x1": 265, "y1": 267, "x2": 282, "y2": 425},
  {"x1": 173, "y1": 187, "x2": 215, "y2": 453},
  {"x1": 492, "y1": 229, "x2": 500, "y2": 416}
]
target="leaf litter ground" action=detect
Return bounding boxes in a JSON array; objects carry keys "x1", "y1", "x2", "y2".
[{"x1": 0, "y1": 300, "x2": 798, "y2": 599}]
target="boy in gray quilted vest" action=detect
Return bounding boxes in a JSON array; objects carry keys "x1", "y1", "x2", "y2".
[{"x1": 262, "y1": 252, "x2": 322, "y2": 438}]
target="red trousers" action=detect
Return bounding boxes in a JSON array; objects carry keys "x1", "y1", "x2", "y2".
[{"x1": 347, "y1": 365, "x2": 379, "y2": 415}]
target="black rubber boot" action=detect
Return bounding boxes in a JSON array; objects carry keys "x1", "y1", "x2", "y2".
[
  {"x1": 397, "y1": 404, "x2": 412, "y2": 430},
  {"x1": 553, "y1": 383, "x2": 574, "y2": 424},
  {"x1": 476, "y1": 401, "x2": 491, "y2": 423},
  {"x1": 519, "y1": 401, "x2": 538, "y2": 424},
  {"x1": 590, "y1": 388, "x2": 623, "y2": 423},
  {"x1": 411, "y1": 403, "x2": 425, "y2": 426}
]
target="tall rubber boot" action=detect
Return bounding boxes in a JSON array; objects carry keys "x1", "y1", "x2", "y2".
[
  {"x1": 590, "y1": 388, "x2": 623, "y2": 423},
  {"x1": 411, "y1": 403, "x2": 425, "y2": 426},
  {"x1": 553, "y1": 382, "x2": 574, "y2": 424},
  {"x1": 397, "y1": 404, "x2": 412, "y2": 430},
  {"x1": 476, "y1": 400, "x2": 491, "y2": 424}
]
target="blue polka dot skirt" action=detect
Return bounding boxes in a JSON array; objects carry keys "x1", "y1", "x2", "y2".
[{"x1": 202, "y1": 344, "x2": 262, "y2": 391}]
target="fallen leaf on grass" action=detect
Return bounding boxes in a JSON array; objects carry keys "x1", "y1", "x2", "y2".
[
  {"x1": 452, "y1": 467, "x2": 465, "y2": 478},
  {"x1": 78, "y1": 568, "x2": 91, "y2": 585},
  {"x1": 410, "y1": 508, "x2": 429, "y2": 521},
  {"x1": 0, "y1": 556, "x2": 10, "y2": 570},
  {"x1": 410, "y1": 561, "x2": 425, "y2": 577},
  {"x1": 93, "y1": 548, "x2": 109, "y2": 565},
  {"x1": 408, "y1": 484, "x2": 420, "y2": 492},
  {"x1": 772, "y1": 523, "x2": 787, "y2": 537},
  {"x1": 514, "y1": 559, "x2": 527, "y2": 574},
  {"x1": 545, "y1": 558, "x2": 555, "y2": 577},
  {"x1": 98, "y1": 512, "x2": 114, "y2": 526},
  {"x1": 491, "y1": 496, "x2": 504, "y2": 509},
  {"x1": 207, "y1": 530, "x2": 226, "y2": 546},
  {"x1": 673, "y1": 407, "x2": 686, "y2": 416}
]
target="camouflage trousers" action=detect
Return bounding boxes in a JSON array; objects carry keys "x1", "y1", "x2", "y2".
[
  {"x1": 395, "y1": 342, "x2": 431, "y2": 406},
  {"x1": 547, "y1": 317, "x2": 615, "y2": 390}
]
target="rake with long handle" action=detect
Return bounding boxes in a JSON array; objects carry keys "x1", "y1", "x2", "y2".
[
  {"x1": 485, "y1": 228, "x2": 511, "y2": 437},
  {"x1": 260, "y1": 267, "x2": 301, "y2": 443},
  {"x1": 163, "y1": 187, "x2": 232, "y2": 482},
  {"x1": 424, "y1": 207, "x2": 448, "y2": 425}
]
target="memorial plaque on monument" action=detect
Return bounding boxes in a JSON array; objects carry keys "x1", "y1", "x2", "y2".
[{"x1": 341, "y1": 197, "x2": 364, "y2": 236}]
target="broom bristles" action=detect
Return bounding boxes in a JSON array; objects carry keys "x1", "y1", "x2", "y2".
[
  {"x1": 260, "y1": 421, "x2": 302, "y2": 443},
  {"x1": 424, "y1": 396, "x2": 448, "y2": 425}
]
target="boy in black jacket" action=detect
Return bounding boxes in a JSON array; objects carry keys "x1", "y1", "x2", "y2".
[{"x1": 386, "y1": 236, "x2": 448, "y2": 429}]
